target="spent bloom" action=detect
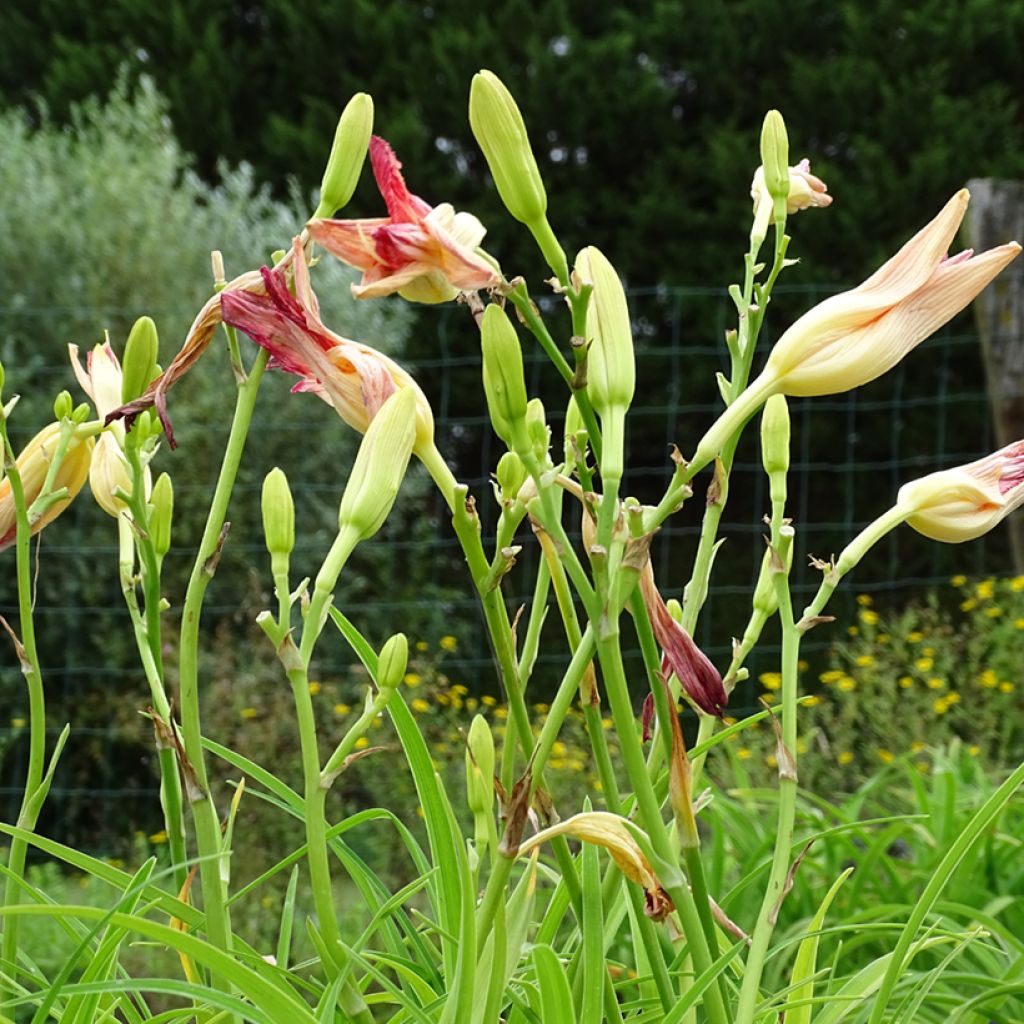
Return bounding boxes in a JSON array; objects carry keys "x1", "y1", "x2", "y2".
[
  {"x1": 308, "y1": 136, "x2": 500, "y2": 303},
  {"x1": 751, "y1": 158, "x2": 833, "y2": 215},
  {"x1": 637, "y1": 559, "x2": 727, "y2": 717},
  {"x1": 222, "y1": 237, "x2": 434, "y2": 454},
  {"x1": 897, "y1": 439, "x2": 1024, "y2": 543},
  {"x1": 70, "y1": 341, "x2": 148, "y2": 518},
  {"x1": 0, "y1": 423, "x2": 93, "y2": 551},
  {"x1": 691, "y1": 190, "x2": 1021, "y2": 473}
]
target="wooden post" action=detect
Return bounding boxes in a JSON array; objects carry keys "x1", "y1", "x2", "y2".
[{"x1": 965, "y1": 178, "x2": 1024, "y2": 573}]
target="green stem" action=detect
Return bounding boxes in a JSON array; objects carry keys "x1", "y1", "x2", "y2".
[
  {"x1": 178, "y1": 346, "x2": 269, "y2": 962},
  {"x1": 0, "y1": 448, "x2": 46, "y2": 993}
]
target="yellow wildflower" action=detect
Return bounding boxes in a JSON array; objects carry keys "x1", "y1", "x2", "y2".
[
  {"x1": 149, "y1": 830, "x2": 168, "y2": 844},
  {"x1": 820, "y1": 670, "x2": 845, "y2": 684},
  {"x1": 240, "y1": 707, "x2": 258, "y2": 720},
  {"x1": 855, "y1": 654, "x2": 876, "y2": 667},
  {"x1": 910, "y1": 740, "x2": 926, "y2": 752},
  {"x1": 985, "y1": 606, "x2": 1002, "y2": 618},
  {"x1": 960, "y1": 598, "x2": 976, "y2": 612},
  {"x1": 907, "y1": 631, "x2": 924, "y2": 643},
  {"x1": 898, "y1": 676, "x2": 914, "y2": 689},
  {"x1": 761, "y1": 692, "x2": 777, "y2": 704},
  {"x1": 860, "y1": 609, "x2": 879, "y2": 625},
  {"x1": 494, "y1": 706, "x2": 508, "y2": 719},
  {"x1": 978, "y1": 669, "x2": 998, "y2": 688},
  {"x1": 847, "y1": 626, "x2": 859, "y2": 636},
  {"x1": 950, "y1": 574, "x2": 967, "y2": 586},
  {"x1": 1012, "y1": 576, "x2": 1024, "y2": 591},
  {"x1": 481, "y1": 695, "x2": 497, "y2": 706},
  {"x1": 946, "y1": 692, "x2": 961, "y2": 704},
  {"x1": 915, "y1": 657, "x2": 934, "y2": 671},
  {"x1": 601, "y1": 717, "x2": 613, "y2": 730},
  {"x1": 877, "y1": 749, "x2": 894, "y2": 764},
  {"x1": 968, "y1": 745, "x2": 981, "y2": 756},
  {"x1": 308, "y1": 681, "x2": 322, "y2": 695},
  {"x1": 975, "y1": 579, "x2": 995, "y2": 600},
  {"x1": 415, "y1": 640, "x2": 429, "y2": 651},
  {"x1": 334, "y1": 702, "x2": 351, "y2": 715},
  {"x1": 838, "y1": 751, "x2": 854, "y2": 765},
  {"x1": 11, "y1": 717, "x2": 26, "y2": 728},
  {"x1": 354, "y1": 736, "x2": 370, "y2": 750},
  {"x1": 759, "y1": 671, "x2": 782, "y2": 690},
  {"x1": 803, "y1": 694, "x2": 821, "y2": 707},
  {"x1": 737, "y1": 747, "x2": 752, "y2": 760},
  {"x1": 877, "y1": 633, "x2": 890, "y2": 643},
  {"x1": 838, "y1": 676, "x2": 857, "y2": 692},
  {"x1": 999, "y1": 681, "x2": 1014, "y2": 693},
  {"x1": 933, "y1": 698, "x2": 949, "y2": 714},
  {"x1": 411, "y1": 698, "x2": 430, "y2": 713},
  {"x1": 926, "y1": 677, "x2": 945, "y2": 690},
  {"x1": 440, "y1": 635, "x2": 458, "y2": 652},
  {"x1": 1014, "y1": 618, "x2": 1024, "y2": 629},
  {"x1": 856, "y1": 594, "x2": 873, "y2": 606},
  {"x1": 403, "y1": 672, "x2": 422, "y2": 687}
]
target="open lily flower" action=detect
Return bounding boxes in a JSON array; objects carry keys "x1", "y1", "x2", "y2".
[
  {"x1": 691, "y1": 190, "x2": 1021, "y2": 474},
  {"x1": 70, "y1": 341, "x2": 149, "y2": 518},
  {"x1": 221, "y1": 237, "x2": 435, "y2": 453},
  {"x1": 308, "y1": 136, "x2": 500, "y2": 304},
  {"x1": 638, "y1": 560, "x2": 727, "y2": 717},
  {"x1": 898, "y1": 440, "x2": 1024, "y2": 543},
  {"x1": 751, "y1": 158, "x2": 832, "y2": 215}
]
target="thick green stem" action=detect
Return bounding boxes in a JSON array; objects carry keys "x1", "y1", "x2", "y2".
[{"x1": 178, "y1": 346, "x2": 269, "y2": 961}]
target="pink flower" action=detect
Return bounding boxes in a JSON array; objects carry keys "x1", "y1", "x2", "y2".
[
  {"x1": 308, "y1": 136, "x2": 500, "y2": 304},
  {"x1": 221, "y1": 238, "x2": 435, "y2": 452},
  {"x1": 638, "y1": 561, "x2": 727, "y2": 718}
]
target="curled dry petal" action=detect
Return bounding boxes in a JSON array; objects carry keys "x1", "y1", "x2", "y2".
[
  {"x1": 751, "y1": 157, "x2": 833, "y2": 215},
  {"x1": 638, "y1": 560, "x2": 727, "y2": 717},
  {"x1": 309, "y1": 136, "x2": 500, "y2": 304}
]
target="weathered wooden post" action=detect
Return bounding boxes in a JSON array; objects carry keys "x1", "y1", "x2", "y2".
[{"x1": 966, "y1": 178, "x2": 1024, "y2": 572}]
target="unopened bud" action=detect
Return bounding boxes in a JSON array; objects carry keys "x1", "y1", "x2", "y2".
[
  {"x1": 752, "y1": 542, "x2": 793, "y2": 617},
  {"x1": 262, "y1": 467, "x2": 295, "y2": 559},
  {"x1": 53, "y1": 391, "x2": 73, "y2": 421},
  {"x1": 465, "y1": 714, "x2": 495, "y2": 818},
  {"x1": 481, "y1": 305, "x2": 529, "y2": 451},
  {"x1": 760, "y1": 110, "x2": 790, "y2": 207},
  {"x1": 469, "y1": 71, "x2": 547, "y2": 226},
  {"x1": 563, "y1": 395, "x2": 584, "y2": 467},
  {"x1": 377, "y1": 633, "x2": 407, "y2": 692},
  {"x1": 121, "y1": 317, "x2": 160, "y2": 404},
  {"x1": 526, "y1": 398, "x2": 550, "y2": 461},
  {"x1": 496, "y1": 451, "x2": 527, "y2": 503},
  {"x1": 574, "y1": 246, "x2": 634, "y2": 483},
  {"x1": 149, "y1": 473, "x2": 173, "y2": 559},
  {"x1": 338, "y1": 387, "x2": 417, "y2": 541},
  {"x1": 760, "y1": 394, "x2": 790, "y2": 477},
  {"x1": 316, "y1": 93, "x2": 374, "y2": 217}
]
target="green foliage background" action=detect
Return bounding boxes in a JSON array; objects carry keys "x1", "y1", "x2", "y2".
[{"x1": 3, "y1": 0, "x2": 1023, "y2": 287}]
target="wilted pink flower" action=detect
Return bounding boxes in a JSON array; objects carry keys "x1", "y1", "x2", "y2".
[
  {"x1": 638, "y1": 561, "x2": 727, "y2": 717},
  {"x1": 751, "y1": 157, "x2": 832, "y2": 215},
  {"x1": 308, "y1": 136, "x2": 500, "y2": 304},
  {"x1": 221, "y1": 238, "x2": 435, "y2": 452},
  {"x1": 899, "y1": 439, "x2": 1024, "y2": 543}
]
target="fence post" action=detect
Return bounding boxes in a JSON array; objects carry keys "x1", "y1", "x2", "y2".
[{"x1": 966, "y1": 178, "x2": 1024, "y2": 573}]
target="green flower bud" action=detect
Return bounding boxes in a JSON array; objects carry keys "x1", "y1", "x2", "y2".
[
  {"x1": 469, "y1": 71, "x2": 547, "y2": 226},
  {"x1": 338, "y1": 387, "x2": 417, "y2": 541},
  {"x1": 526, "y1": 398, "x2": 550, "y2": 461},
  {"x1": 465, "y1": 714, "x2": 495, "y2": 817},
  {"x1": 752, "y1": 542, "x2": 793, "y2": 616},
  {"x1": 496, "y1": 451, "x2": 527, "y2": 503},
  {"x1": 0, "y1": 361, "x2": 5, "y2": 398},
  {"x1": 149, "y1": 472, "x2": 174, "y2": 560},
  {"x1": 53, "y1": 390, "x2": 73, "y2": 420},
  {"x1": 574, "y1": 246, "x2": 635, "y2": 483},
  {"x1": 760, "y1": 394, "x2": 790, "y2": 477},
  {"x1": 316, "y1": 93, "x2": 374, "y2": 218},
  {"x1": 760, "y1": 110, "x2": 790, "y2": 216},
  {"x1": 377, "y1": 633, "x2": 408, "y2": 692},
  {"x1": 262, "y1": 467, "x2": 295, "y2": 559},
  {"x1": 481, "y1": 305, "x2": 529, "y2": 451},
  {"x1": 121, "y1": 316, "x2": 159, "y2": 404}
]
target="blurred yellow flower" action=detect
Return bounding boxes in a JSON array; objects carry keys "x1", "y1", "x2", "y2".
[
  {"x1": 334, "y1": 702, "x2": 351, "y2": 715},
  {"x1": 907, "y1": 631, "x2": 924, "y2": 643},
  {"x1": 1012, "y1": 576, "x2": 1024, "y2": 591},
  {"x1": 440, "y1": 635, "x2": 458, "y2": 652},
  {"x1": 898, "y1": 676, "x2": 914, "y2": 688},
  {"x1": 838, "y1": 751, "x2": 854, "y2": 765},
  {"x1": 415, "y1": 640, "x2": 429, "y2": 651},
  {"x1": 1015, "y1": 618, "x2": 1024, "y2": 629},
  {"x1": 148, "y1": 830, "x2": 168, "y2": 844},
  {"x1": 240, "y1": 707, "x2": 258, "y2": 720},
  {"x1": 803, "y1": 694, "x2": 821, "y2": 706},
  {"x1": 1000, "y1": 681, "x2": 1014, "y2": 694},
  {"x1": 308, "y1": 681, "x2": 322, "y2": 695},
  {"x1": 761, "y1": 692, "x2": 777, "y2": 704},
  {"x1": 976, "y1": 579, "x2": 995, "y2": 599},
  {"x1": 354, "y1": 736, "x2": 370, "y2": 750},
  {"x1": 759, "y1": 671, "x2": 782, "y2": 690},
  {"x1": 950, "y1": 574, "x2": 967, "y2": 586},
  {"x1": 860, "y1": 609, "x2": 879, "y2": 625},
  {"x1": 968, "y1": 745, "x2": 981, "y2": 756},
  {"x1": 960, "y1": 599, "x2": 976, "y2": 611},
  {"x1": 985, "y1": 606, "x2": 1002, "y2": 618},
  {"x1": 820, "y1": 670, "x2": 844, "y2": 683},
  {"x1": 411, "y1": 698, "x2": 430, "y2": 713},
  {"x1": 926, "y1": 677, "x2": 945, "y2": 690},
  {"x1": 737, "y1": 747, "x2": 752, "y2": 760},
  {"x1": 481, "y1": 695, "x2": 497, "y2": 706},
  {"x1": 838, "y1": 676, "x2": 857, "y2": 691},
  {"x1": 933, "y1": 698, "x2": 949, "y2": 714},
  {"x1": 877, "y1": 749, "x2": 894, "y2": 764},
  {"x1": 847, "y1": 626, "x2": 859, "y2": 636},
  {"x1": 856, "y1": 594, "x2": 873, "y2": 607},
  {"x1": 855, "y1": 654, "x2": 876, "y2": 667},
  {"x1": 910, "y1": 740, "x2": 926, "y2": 752},
  {"x1": 915, "y1": 657, "x2": 934, "y2": 671},
  {"x1": 403, "y1": 672, "x2": 422, "y2": 687},
  {"x1": 494, "y1": 707, "x2": 508, "y2": 719}
]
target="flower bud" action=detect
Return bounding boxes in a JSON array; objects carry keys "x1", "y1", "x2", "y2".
[
  {"x1": 0, "y1": 424, "x2": 94, "y2": 552},
  {"x1": 53, "y1": 391, "x2": 73, "y2": 421},
  {"x1": 149, "y1": 472, "x2": 173, "y2": 560},
  {"x1": 121, "y1": 317, "x2": 160, "y2": 405},
  {"x1": 481, "y1": 305, "x2": 529, "y2": 451},
  {"x1": 316, "y1": 93, "x2": 374, "y2": 218},
  {"x1": 377, "y1": 633, "x2": 407, "y2": 692},
  {"x1": 760, "y1": 395, "x2": 790, "y2": 477},
  {"x1": 495, "y1": 451, "x2": 527, "y2": 503},
  {"x1": 261, "y1": 467, "x2": 295, "y2": 559},
  {"x1": 759, "y1": 110, "x2": 790, "y2": 206},
  {"x1": 469, "y1": 71, "x2": 547, "y2": 226},
  {"x1": 525, "y1": 398, "x2": 550, "y2": 461},
  {"x1": 574, "y1": 246, "x2": 635, "y2": 483},
  {"x1": 563, "y1": 394, "x2": 585, "y2": 465},
  {"x1": 338, "y1": 387, "x2": 417, "y2": 541},
  {"x1": 465, "y1": 714, "x2": 495, "y2": 817}
]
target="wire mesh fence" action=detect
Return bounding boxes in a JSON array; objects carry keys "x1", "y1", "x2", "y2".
[{"x1": 0, "y1": 282, "x2": 1011, "y2": 848}]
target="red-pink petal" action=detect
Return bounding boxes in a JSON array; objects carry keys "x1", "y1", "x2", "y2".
[{"x1": 370, "y1": 136, "x2": 432, "y2": 223}]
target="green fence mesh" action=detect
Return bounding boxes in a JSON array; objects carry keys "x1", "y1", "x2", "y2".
[{"x1": 0, "y1": 283, "x2": 1009, "y2": 847}]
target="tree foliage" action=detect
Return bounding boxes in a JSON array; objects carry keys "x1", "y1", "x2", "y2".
[{"x1": 3, "y1": 0, "x2": 1024, "y2": 288}]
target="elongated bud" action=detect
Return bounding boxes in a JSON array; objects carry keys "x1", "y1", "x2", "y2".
[
  {"x1": 496, "y1": 451, "x2": 527, "y2": 503},
  {"x1": 262, "y1": 467, "x2": 295, "y2": 559},
  {"x1": 466, "y1": 714, "x2": 495, "y2": 819},
  {"x1": 338, "y1": 387, "x2": 417, "y2": 541},
  {"x1": 316, "y1": 93, "x2": 374, "y2": 217},
  {"x1": 761, "y1": 393, "x2": 790, "y2": 509},
  {"x1": 760, "y1": 110, "x2": 790, "y2": 208},
  {"x1": 563, "y1": 394, "x2": 584, "y2": 461},
  {"x1": 574, "y1": 246, "x2": 634, "y2": 483},
  {"x1": 149, "y1": 472, "x2": 173, "y2": 559},
  {"x1": 481, "y1": 305, "x2": 529, "y2": 451},
  {"x1": 122, "y1": 317, "x2": 159, "y2": 404},
  {"x1": 469, "y1": 71, "x2": 547, "y2": 226},
  {"x1": 526, "y1": 398, "x2": 550, "y2": 461},
  {"x1": 377, "y1": 633, "x2": 407, "y2": 692},
  {"x1": 53, "y1": 391, "x2": 73, "y2": 421},
  {"x1": 752, "y1": 541, "x2": 794, "y2": 617}
]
